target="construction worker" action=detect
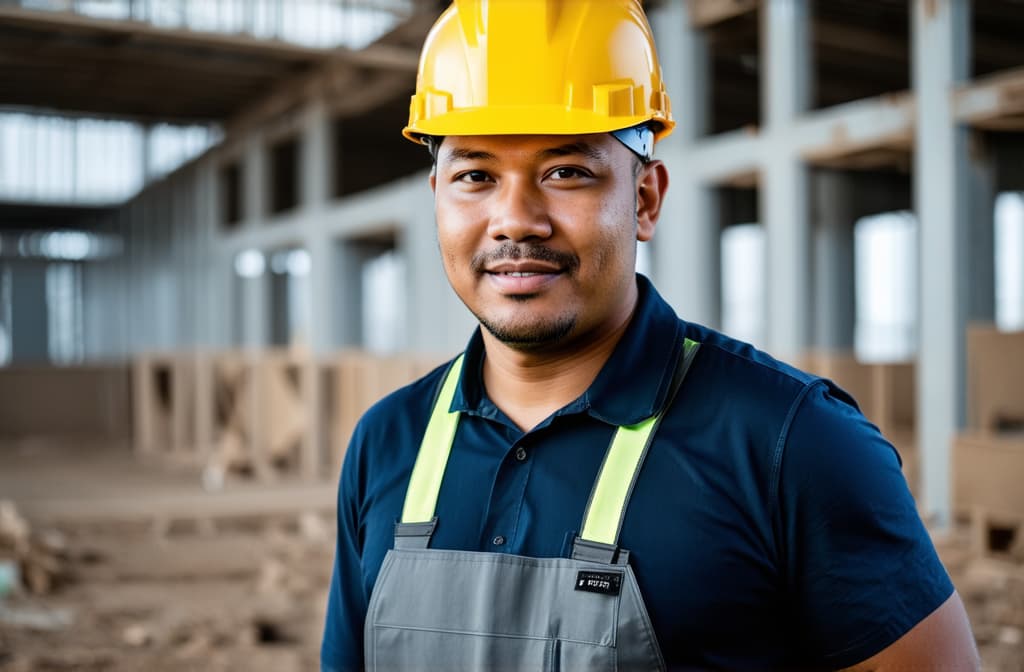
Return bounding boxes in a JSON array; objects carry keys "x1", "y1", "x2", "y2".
[{"x1": 321, "y1": 1, "x2": 979, "y2": 670}]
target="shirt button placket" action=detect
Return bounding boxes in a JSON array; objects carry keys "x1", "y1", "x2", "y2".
[
  {"x1": 492, "y1": 535, "x2": 506, "y2": 547},
  {"x1": 515, "y1": 445, "x2": 527, "y2": 462}
]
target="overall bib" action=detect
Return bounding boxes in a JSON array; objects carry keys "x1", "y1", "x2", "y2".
[{"x1": 365, "y1": 339, "x2": 700, "y2": 671}]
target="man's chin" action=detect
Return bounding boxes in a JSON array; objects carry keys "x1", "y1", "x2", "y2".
[{"x1": 477, "y1": 315, "x2": 577, "y2": 351}]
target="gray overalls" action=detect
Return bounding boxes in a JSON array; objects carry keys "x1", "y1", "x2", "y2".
[{"x1": 365, "y1": 339, "x2": 700, "y2": 671}]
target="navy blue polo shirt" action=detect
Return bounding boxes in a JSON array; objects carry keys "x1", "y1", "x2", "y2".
[{"x1": 321, "y1": 275, "x2": 952, "y2": 671}]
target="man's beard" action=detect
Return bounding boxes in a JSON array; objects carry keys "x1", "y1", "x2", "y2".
[
  {"x1": 469, "y1": 242, "x2": 580, "y2": 350},
  {"x1": 476, "y1": 308, "x2": 577, "y2": 350}
]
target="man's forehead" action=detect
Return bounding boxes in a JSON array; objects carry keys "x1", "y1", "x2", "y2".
[{"x1": 438, "y1": 134, "x2": 617, "y2": 165}]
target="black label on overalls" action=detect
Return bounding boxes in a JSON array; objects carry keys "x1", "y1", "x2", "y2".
[{"x1": 574, "y1": 571, "x2": 622, "y2": 595}]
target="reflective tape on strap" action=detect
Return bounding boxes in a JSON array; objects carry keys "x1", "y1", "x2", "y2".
[
  {"x1": 401, "y1": 354, "x2": 464, "y2": 524},
  {"x1": 579, "y1": 338, "x2": 701, "y2": 546},
  {"x1": 579, "y1": 416, "x2": 658, "y2": 546}
]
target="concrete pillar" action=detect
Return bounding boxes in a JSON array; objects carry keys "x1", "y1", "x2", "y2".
[
  {"x1": 301, "y1": 100, "x2": 331, "y2": 209},
  {"x1": 306, "y1": 231, "x2": 335, "y2": 355},
  {"x1": 404, "y1": 182, "x2": 475, "y2": 355},
  {"x1": 966, "y1": 132, "x2": 997, "y2": 325},
  {"x1": 301, "y1": 99, "x2": 334, "y2": 355},
  {"x1": 812, "y1": 171, "x2": 856, "y2": 350},
  {"x1": 9, "y1": 261, "x2": 49, "y2": 363},
  {"x1": 240, "y1": 263, "x2": 268, "y2": 349},
  {"x1": 761, "y1": 0, "x2": 812, "y2": 359},
  {"x1": 912, "y1": 0, "x2": 972, "y2": 524},
  {"x1": 649, "y1": 0, "x2": 719, "y2": 326},
  {"x1": 243, "y1": 135, "x2": 266, "y2": 224},
  {"x1": 762, "y1": 0, "x2": 811, "y2": 127}
]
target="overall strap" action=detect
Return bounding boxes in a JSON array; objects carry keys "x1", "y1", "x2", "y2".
[
  {"x1": 394, "y1": 354, "x2": 464, "y2": 549},
  {"x1": 573, "y1": 338, "x2": 701, "y2": 564}
]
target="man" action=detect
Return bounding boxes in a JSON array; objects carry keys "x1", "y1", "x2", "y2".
[{"x1": 322, "y1": 1, "x2": 979, "y2": 670}]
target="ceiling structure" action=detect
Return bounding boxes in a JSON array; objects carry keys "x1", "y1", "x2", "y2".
[
  {"x1": 698, "y1": 0, "x2": 1024, "y2": 137},
  {"x1": 0, "y1": 1, "x2": 440, "y2": 230},
  {"x1": 0, "y1": 3, "x2": 430, "y2": 125},
  {"x1": 3, "y1": 0, "x2": 1024, "y2": 229}
]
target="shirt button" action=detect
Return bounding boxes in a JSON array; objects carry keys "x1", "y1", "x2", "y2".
[
  {"x1": 492, "y1": 535, "x2": 506, "y2": 546},
  {"x1": 515, "y1": 446, "x2": 527, "y2": 462}
]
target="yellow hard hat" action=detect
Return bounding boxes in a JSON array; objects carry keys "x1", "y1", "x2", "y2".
[{"x1": 403, "y1": 0, "x2": 675, "y2": 149}]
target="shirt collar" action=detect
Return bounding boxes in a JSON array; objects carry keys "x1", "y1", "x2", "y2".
[{"x1": 450, "y1": 274, "x2": 685, "y2": 427}]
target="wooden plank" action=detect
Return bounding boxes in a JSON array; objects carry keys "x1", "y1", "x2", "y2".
[
  {"x1": 966, "y1": 325, "x2": 1024, "y2": 433},
  {"x1": 193, "y1": 351, "x2": 215, "y2": 464},
  {"x1": 132, "y1": 355, "x2": 154, "y2": 455},
  {"x1": 686, "y1": 0, "x2": 760, "y2": 29},
  {"x1": 954, "y1": 431, "x2": 1024, "y2": 521},
  {"x1": 170, "y1": 354, "x2": 193, "y2": 457}
]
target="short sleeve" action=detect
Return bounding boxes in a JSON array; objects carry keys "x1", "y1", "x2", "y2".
[{"x1": 777, "y1": 382, "x2": 954, "y2": 669}]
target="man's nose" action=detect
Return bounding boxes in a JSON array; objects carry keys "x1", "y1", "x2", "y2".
[{"x1": 486, "y1": 179, "x2": 553, "y2": 242}]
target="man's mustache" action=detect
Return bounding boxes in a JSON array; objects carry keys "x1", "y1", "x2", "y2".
[{"x1": 470, "y1": 243, "x2": 579, "y2": 273}]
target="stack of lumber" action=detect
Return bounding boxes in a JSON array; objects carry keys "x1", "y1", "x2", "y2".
[{"x1": 953, "y1": 325, "x2": 1024, "y2": 557}]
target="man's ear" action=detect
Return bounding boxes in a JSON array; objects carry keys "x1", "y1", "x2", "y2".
[
  {"x1": 429, "y1": 171, "x2": 436, "y2": 193},
  {"x1": 636, "y1": 160, "x2": 669, "y2": 242}
]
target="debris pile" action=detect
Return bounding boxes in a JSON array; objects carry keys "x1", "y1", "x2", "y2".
[{"x1": 0, "y1": 500, "x2": 70, "y2": 596}]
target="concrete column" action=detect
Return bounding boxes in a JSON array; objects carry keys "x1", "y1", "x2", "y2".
[
  {"x1": 966, "y1": 132, "x2": 997, "y2": 325},
  {"x1": 9, "y1": 260, "x2": 49, "y2": 363},
  {"x1": 243, "y1": 135, "x2": 266, "y2": 224},
  {"x1": 761, "y1": 0, "x2": 812, "y2": 359},
  {"x1": 658, "y1": 170, "x2": 721, "y2": 328},
  {"x1": 913, "y1": 0, "x2": 972, "y2": 525},
  {"x1": 300, "y1": 100, "x2": 334, "y2": 355},
  {"x1": 306, "y1": 230, "x2": 335, "y2": 355},
  {"x1": 301, "y1": 99, "x2": 331, "y2": 209},
  {"x1": 404, "y1": 182, "x2": 475, "y2": 355},
  {"x1": 653, "y1": 1, "x2": 708, "y2": 143},
  {"x1": 649, "y1": 0, "x2": 718, "y2": 326},
  {"x1": 762, "y1": 0, "x2": 811, "y2": 126},
  {"x1": 812, "y1": 171, "x2": 856, "y2": 350},
  {"x1": 240, "y1": 264, "x2": 268, "y2": 349}
]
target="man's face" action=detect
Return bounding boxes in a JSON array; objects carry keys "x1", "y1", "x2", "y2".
[{"x1": 430, "y1": 133, "x2": 665, "y2": 352}]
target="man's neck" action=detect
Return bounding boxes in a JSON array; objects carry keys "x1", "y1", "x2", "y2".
[{"x1": 480, "y1": 308, "x2": 636, "y2": 432}]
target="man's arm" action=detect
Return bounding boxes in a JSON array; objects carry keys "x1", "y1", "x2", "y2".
[{"x1": 840, "y1": 592, "x2": 979, "y2": 671}]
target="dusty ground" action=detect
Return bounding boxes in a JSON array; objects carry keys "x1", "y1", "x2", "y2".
[{"x1": 1, "y1": 438, "x2": 1022, "y2": 671}]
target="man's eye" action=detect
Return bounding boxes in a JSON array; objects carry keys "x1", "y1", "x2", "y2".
[
  {"x1": 456, "y1": 170, "x2": 491, "y2": 183},
  {"x1": 549, "y1": 167, "x2": 589, "y2": 180}
]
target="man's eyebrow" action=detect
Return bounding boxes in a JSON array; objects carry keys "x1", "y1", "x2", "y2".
[
  {"x1": 442, "y1": 147, "x2": 496, "y2": 165},
  {"x1": 537, "y1": 142, "x2": 606, "y2": 162}
]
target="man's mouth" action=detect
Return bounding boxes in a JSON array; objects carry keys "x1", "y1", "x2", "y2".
[{"x1": 489, "y1": 269, "x2": 560, "y2": 277}]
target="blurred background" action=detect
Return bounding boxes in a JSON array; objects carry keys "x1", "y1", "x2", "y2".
[{"x1": 0, "y1": 0, "x2": 1023, "y2": 670}]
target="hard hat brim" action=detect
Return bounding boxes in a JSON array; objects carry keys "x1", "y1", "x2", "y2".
[{"x1": 403, "y1": 105, "x2": 675, "y2": 145}]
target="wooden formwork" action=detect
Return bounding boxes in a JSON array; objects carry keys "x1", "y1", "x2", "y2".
[
  {"x1": 133, "y1": 349, "x2": 447, "y2": 482},
  {"x1": 325, "y1": 351, "x2": 445, "y2": 475},
  {"x1": 205, "y1": 349, "x2": 322, "y2": 482},
  {"x1": 954, "y1": 431, "x2": 1024, "y2": 556},
  {"x1": 966, "y1": 325, "x2": 1024, "y2": 434},
  {"x1": 954, "y1": 326, "x2": 1024, "y2": 555},
  {"x1": 132, "y1": 352, "x2": 198, "y2": 461}
]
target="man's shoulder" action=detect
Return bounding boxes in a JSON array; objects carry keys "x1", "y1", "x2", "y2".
[{"x1": 681, "y1": 321, "x2": 820, "y2": 397}]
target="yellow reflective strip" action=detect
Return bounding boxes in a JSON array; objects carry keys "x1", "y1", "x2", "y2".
[
  {"x1": 401, "y1": 355, "x2": 464, "y2": 524},
  {"x1": 580, "y1": 414, "x2": 659, "y2": 545},
  {"x1": 683, "y1": 337, "x2": 699, "y2": 359}
]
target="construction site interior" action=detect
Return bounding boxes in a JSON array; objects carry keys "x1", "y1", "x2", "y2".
[{"x1": 1, "y1": 0, "x2": 1024, "y2": 670}]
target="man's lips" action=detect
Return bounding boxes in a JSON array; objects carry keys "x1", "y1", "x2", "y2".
[
  {"x1": 483, "y1": 262, "x2": 563, "y2": 293},
  {"x1": 470, "y1": 243, "x2": 579, "y2": 295},
  {"x1": 484, "y1": 261, "x2": 562, "y2": 275}
]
